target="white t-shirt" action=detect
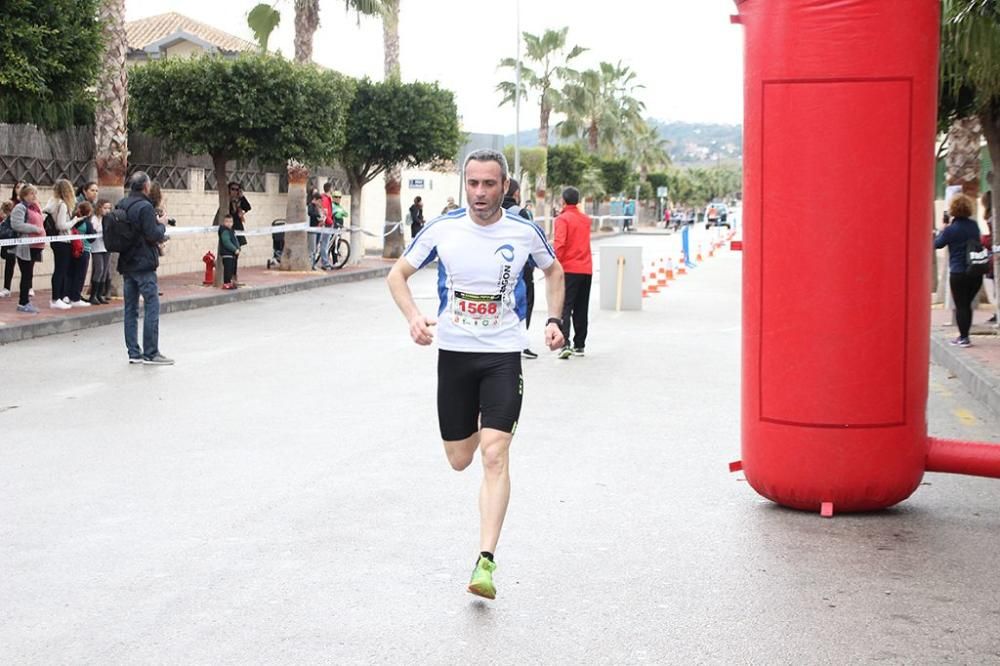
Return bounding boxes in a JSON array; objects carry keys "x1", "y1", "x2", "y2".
[{"x1": 404, "y1": 207, "x2": 555, "y2": 353}]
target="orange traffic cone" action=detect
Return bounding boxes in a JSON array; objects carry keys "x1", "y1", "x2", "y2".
[
  {"x1": 647, "y1": 264, "x2": 660, "y2": 293},
  {"x1": 696, "y1": 244, "x2": 704, "y2": 262},
  {"x1": 677, "y1": 255, "x2": 687, "y2": 275},
  {"x1": 657, "y1": 258, "x2": 667, "y2": 286},
  {"x1": 665, "y1": 257, "x2": 675, "y2": 281},
  {"x1": 642, "y1": 273, "x2": 649, "y2": 298}
]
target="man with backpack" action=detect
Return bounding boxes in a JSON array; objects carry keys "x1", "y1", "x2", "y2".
[{"x1": 111, "y1": 171, "x2": 171, "y2": 365}]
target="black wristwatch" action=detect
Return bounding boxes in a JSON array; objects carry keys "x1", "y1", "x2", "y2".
[{"x1": 546, "y1": 317, "x2": 563, "y2": 327}]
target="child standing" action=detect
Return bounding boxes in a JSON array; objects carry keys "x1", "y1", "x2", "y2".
[
  {"x1": 68, "y1": 201, "x2": 95, "y2": 307},
  {"x1": 218, "y1": 216, "x2": 240, "y2": 289},
  {"x1": 88, "y1": 199, "x2": 111, "y2": 304}
]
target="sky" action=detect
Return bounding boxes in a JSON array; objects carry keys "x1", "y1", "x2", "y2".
[{"x1": 127, "y1": 0, "x2": 744, "y2": 135}]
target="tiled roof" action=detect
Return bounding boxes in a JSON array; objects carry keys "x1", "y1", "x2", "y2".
[{"x1": 126, "y1": 12, "x2": 256, "y2": 54}]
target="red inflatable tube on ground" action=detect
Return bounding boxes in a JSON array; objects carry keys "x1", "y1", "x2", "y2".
[{"x1": 735, "y1": 0, "x2": 948, "y2": 513}]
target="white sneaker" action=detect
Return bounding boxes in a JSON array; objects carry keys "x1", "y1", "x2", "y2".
[
  {"x1": 0, "y1": 288, "x2": 10, "y2": 298},
  {"x1": 70, "y1": 300, "x2": 91, "y2": 308},
  {"x1": 28, "y1": 288, "x2": 35, "y2": 296},
  {"x1": 62, "y1": 297, "x2": 71, "y2": 305},
  {"x1": 50, "y1": 299, "x2": 71, "y2": 310}
]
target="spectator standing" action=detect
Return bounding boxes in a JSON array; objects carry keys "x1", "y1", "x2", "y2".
[
  {"x1": 88, "y1": 199, "x2": 111, "y2": 304},
  {"x1": 218, "y1": 215, "x2": 241, "y2": 289},
  {"x1": 117, "y1": 171, "x2": 171, "y2": 365},
  {"x1": 935, "y1": 193, "x2": 984, "y2": 348},
  {"x1": 553, "y1": 186, "x2": 593, "y2": 359},
  {"x1": 330, "y1": 191, "x2": 348, "y2": 228},
  {"x1": 67, "y1": 201, "x2": 95, "y2": 307},
  {"x1": 441, "y1": 196, "x2": 459, "y2": 215},
  {"x1": 0, "y1": 181, "x2": 26, "y2": 298},
  {"x1": 8, "y1": 184, "x2": 45, "y2": 313},
  {"x1": 228, "y1": 182, "x2": 251, "y2": 284},
  {"x1": 317, "y1": 183, "x2": 336, "y2": 270},
  {"x1": 409, "y1": 196, "x2": 425, "y2": 238},
  {"x1": 307, "y1": 190, "x2": 326, "y2": 269},
  {"x1": 45, "y1": 178, "x2": 76, "y2": 309},
  {"x1": 501, "y1": 178, "x2": 539, "y2": 359}
]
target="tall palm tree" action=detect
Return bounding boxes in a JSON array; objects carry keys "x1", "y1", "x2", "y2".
[
  {"x1": 497, "y1": 27, "x2": 586, "y2": 224},
  {"x1": 381, "y1": 0, "x2": 405, "y2": 260},
  {"x1": 624, "y1": 120, "x2": 670, "y2": 182},
  {"x1": 939, "y1": 0, "x2": 1000, "y2": 309},
  {"x1": 94, "y1": 0, "x2": 129, "y2": 294},
  {"x1": 559, "y1": 61, "x2": 646, "y2": 156},
  {"x1": 250, "y1": 0, "x2": 384, "y2": 270},
  {"x1": 94, "y1": 0, "x2": 128, "y2": 200}
]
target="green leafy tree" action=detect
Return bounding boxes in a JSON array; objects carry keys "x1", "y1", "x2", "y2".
[
  {"x1": 496, "y1": 27, "x2": 586, "y2": 222},
  {"x1": 0, "y1": 0, "x2": 102, "y2": 128},
  {"x1": 597, "y1": 157, "x2": 631, "y2": 196},
  {"x1": 248, "y1": 0, "x2": 384, "y2": 269},
  {"x1": 338, "y1": 79, "x2": 461, "y2": 265},
  {"x1": 129, "y1": 54, "x2": 354, "y2": 255},
  {"x1": 559, "y1": 60, "x2": 646, "y2": 155},
  {"x1": 547, "y1": 144, "x2": 588, "y2": 190}
]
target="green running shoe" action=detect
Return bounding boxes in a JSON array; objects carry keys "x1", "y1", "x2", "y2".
[{"x1": 467, "y1": 556, "x2": 497, "y2": 599}]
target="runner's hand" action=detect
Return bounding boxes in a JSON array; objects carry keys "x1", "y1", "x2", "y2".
[
  {"x1": 409, "y1": 315, "x2": 437, "y2": 345},
  {"x1": 545, "y1": 323, "x2": 564, "y2": 350}
]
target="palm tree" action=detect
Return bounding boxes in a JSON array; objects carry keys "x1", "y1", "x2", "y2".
[
  {"x1": 559, "y1": 61, "x2": 646, "y2": 156},
  {"x1": 497, "y1": 27, "x2": 586, "y2": 224},
  {"x1": 625, "y1": 120, "x2": 670, "y2": 182},
  {"x1": 381, "y1": 0, "x2": 405, "y2": 260},
  {"x1": 94, "y1": 0, "x2": 129, "y2": 295},
  {"x1": 938, "y1": 0, "x2": 1000, "y2": 310},
  {"x1": 94, "y1": 0, "x2": 128, "y2": 200},
  {"x1": 250, "y1": 0, "x2": 384, "y2": 270}
]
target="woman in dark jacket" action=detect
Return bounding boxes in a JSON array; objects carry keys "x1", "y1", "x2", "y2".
[{"x1": 935, "y1": 193, "x2": 985, "y2": 347}]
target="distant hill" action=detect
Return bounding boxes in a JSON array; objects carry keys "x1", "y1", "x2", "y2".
[{"x1": 503, "y1": 120, "x2": 742, "y2": 167}]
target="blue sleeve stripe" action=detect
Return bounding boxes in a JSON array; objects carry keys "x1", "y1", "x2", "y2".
[{"x1": 512, "y1": 217, "x2": 555, "y2": 258}]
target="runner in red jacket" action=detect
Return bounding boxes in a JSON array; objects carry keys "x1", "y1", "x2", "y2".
[{"x1": 553, "y1": 187, "x2": 593, "y2": 358}]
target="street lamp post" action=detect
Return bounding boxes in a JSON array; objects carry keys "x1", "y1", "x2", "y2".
[{"x1": 513, "y1": 0, "x2": 521, "y2": 182}]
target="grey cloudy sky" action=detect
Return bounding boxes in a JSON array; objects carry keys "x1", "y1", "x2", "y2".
[{"x1": 127, "y1": 0, "x2": 744, "y2": 134}]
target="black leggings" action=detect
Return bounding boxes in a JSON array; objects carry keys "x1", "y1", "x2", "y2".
[
  {"x1": 3, "y1": 252, "x2": 15, "y2": 290},
  {"x1": 50, "y1": 242, "x2": 71, "y2": 301},
  {"x1": 17, "y1": 258, "x2": 34, "y2": 306},
  {"x1": 950, "y1": 272, "x2": 984, "y2": 339}
]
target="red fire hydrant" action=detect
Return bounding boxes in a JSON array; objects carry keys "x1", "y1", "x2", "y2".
[{"x1": 202, "y1": 251, "x2": 216, "y2": 286}]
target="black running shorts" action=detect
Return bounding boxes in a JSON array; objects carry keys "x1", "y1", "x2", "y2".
[{"x1": 437, "y1": 350, "x2": 523, "y2": 441}]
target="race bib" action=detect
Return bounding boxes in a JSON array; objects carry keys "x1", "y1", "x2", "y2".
[{"x1": 453, "y1": 290, "x2": 502, "y2": 328}]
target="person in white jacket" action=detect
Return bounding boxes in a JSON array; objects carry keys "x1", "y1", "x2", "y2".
[{"x1": 44, "y1": 179, "x2": 76, "y2": 310}]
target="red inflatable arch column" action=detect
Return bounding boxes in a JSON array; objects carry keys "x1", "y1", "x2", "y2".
[{"x1": 733, "y1": 0, "x2": 942, "y2": 513}]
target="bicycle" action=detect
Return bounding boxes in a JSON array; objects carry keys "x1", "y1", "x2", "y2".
[{"x1": 312, "y1": 223, "x2": 351, "y2": 270}]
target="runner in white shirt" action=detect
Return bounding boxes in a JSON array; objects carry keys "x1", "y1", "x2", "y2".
[{"x1": 387, "y1": 149, "x2": 566, "y2": 600}]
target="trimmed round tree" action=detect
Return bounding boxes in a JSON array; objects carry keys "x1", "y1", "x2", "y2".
[
  {"x1": 338, "y1": 79, "x2": 461, "y2": 263},
  {"x1": 129, "y1": 54, "x2": 354, "y2": 271}
]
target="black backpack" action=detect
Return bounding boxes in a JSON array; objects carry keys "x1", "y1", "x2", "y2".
[
  {"x1": 42, "y1": 211, "x2": 57, "y2": 236},
  {"x1": 103, "y1": 200, "x2": 142, "y2": 253},
  {"x1": 966, "y1": 236, "x2": 991, "y2": 276},
  {"x1": 0, "y1": 215, "x2": 13, "y2": 241}
]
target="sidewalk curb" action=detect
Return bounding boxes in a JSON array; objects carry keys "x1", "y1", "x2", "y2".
[
  {"x1": 930, "y1": 334, "x2": 1000, "y2": 419},
  {"x1": 0, "y1": 264, "x2": 391, "y2": 346}
]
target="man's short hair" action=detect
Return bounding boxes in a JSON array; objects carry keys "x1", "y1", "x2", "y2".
[
  {"x1": 323, "y1": 182, "x2": 332, "y2": 193},
  {"x1": 128, "y1": 171, "x2": 150, "y2": 192},
  {"x1": 414, "y1": 196, "x2": 422, "y2": 203},
  {"x1": 562, "y1": 186, "x2": 580, "y2": 206},
  {"x1": 464, "y1": 149, "x2": 509, "y2": 181}
]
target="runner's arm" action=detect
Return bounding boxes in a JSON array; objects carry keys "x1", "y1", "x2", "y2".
[
  {"x1": 541, "y1": 259, "x2": 566, "y2": 350},
  {"x1": 387, "y1": 257, "x2": 436, "y2": 345}
]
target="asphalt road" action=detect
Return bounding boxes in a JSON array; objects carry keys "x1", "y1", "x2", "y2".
[{"x1": 2, "y1": 229, "x2": 999, "y2": 664}]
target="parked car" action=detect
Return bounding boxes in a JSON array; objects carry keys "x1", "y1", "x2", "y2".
[{"x1": 704, "y1": 202, "x2": 729, "y2": 228}]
